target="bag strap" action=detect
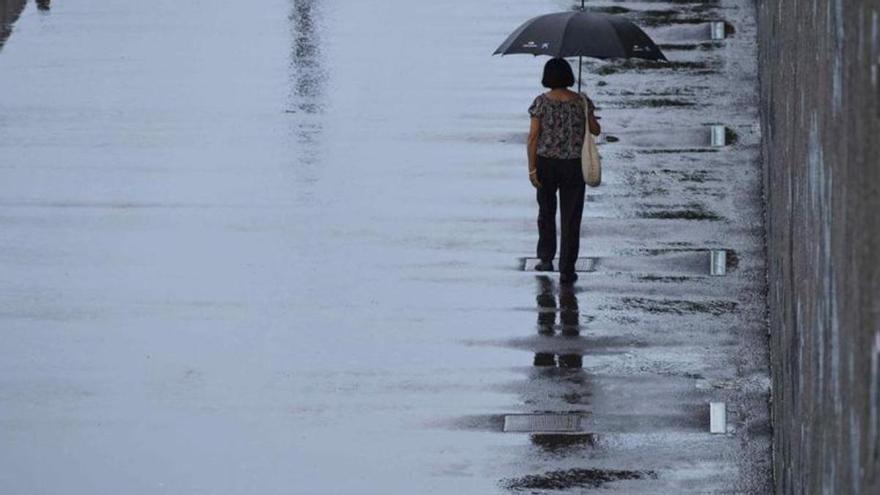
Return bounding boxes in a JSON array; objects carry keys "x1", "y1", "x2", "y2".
[{"x1": 580, "y1": 93, "x2": 590, "y2": 138}]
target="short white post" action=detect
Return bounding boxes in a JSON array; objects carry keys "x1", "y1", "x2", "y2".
[
  {"x1": 710, "y1": 22, "x2": 726, "y2": 40},
  {"x1": 709, "y1": 402, "x2": 727, "y2": 434},
  {"x1": 710, "y1": 250, "x2": 727, "y2": 276},
  {"x1": 710, "y1": 125, "x2": 726, "y2": 147}
]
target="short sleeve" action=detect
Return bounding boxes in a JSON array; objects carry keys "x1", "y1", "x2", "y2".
[
  {"x1": 578, "y1": 92, "x2": 594, "y2": 110},
  {"x1": 527, "y1": 96, "x2": 543, "y2": 118}
]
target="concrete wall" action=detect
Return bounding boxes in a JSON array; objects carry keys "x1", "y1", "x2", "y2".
[{"x1": 757, "y1": 0, "x2": 880, "y2": 492}]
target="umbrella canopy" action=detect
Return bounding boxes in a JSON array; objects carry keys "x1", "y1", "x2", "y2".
[{"x1": 493, "y1": 10, "x2": 666, "y2": 61}]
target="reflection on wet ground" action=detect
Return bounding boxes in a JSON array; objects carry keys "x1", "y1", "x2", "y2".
[
  {"x1": 0, "y1": 0, "x2": 27, "y2": 51},
  {"x1": 528, "y1": 277, "x2": 589, "y2": 410},
  {"x1": 534, "y1": 276, "x2": 583, "y2": 373},
  {"x1": 535, "y1": 275, "x2": 580, "y2": 336},
  {"x1": 288, "y1": 0, "x2": 326, "y2": 115},
  {"x1": 287, "y1": 0, "x2": 327, "y2": 179}
]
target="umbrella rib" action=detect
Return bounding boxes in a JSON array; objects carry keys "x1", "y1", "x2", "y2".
[{"x1": 493, "y1": 13, "x2": 542, "y2": 55}]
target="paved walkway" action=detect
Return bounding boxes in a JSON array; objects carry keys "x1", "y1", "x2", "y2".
[{"x1": 0, "y1": 0, "x2": 770, "y2": 493}]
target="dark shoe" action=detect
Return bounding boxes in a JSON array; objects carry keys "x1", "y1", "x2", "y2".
[
  {"x1": 535, "y1": 260, "x2": 554, "y2": 272},
  {"x1": 559, "y1": 271, "x2": 578, "y2": 284}
]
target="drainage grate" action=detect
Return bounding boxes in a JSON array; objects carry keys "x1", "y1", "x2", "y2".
[
  {"x1": 503, "y1": 414, "x2": 586, "y2": 433},
  {"x1": 521, "y1": 257, "x2": 598, "y2": 273}
]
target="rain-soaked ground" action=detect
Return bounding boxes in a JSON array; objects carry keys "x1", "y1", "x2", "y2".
[{"x1": 0, "y1": 0, "x2": 770, "y2": 493}]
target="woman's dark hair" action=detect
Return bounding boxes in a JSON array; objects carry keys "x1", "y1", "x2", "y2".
[{"x1": 541, "y1": 58, "x2": 575, "y2": 88}]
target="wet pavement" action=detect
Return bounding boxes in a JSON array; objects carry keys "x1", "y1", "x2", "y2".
[{"x1": 0, "y1": 0, "x2": 770, "y2": 493}]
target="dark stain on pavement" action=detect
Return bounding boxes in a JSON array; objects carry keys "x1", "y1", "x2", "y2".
[
  {"x1": 637, "y1": 275, "x2": 692, "y2": 283},
  {"x1": 636, "y1": 202, "x2": 721, "y2": 220},
  {"x1": 619, "y1": 296, "x2": 738, "y2": 316},
  {"x1": 596, "y1": 60, "x2": 719, "y2": 76},
  {"x1": 611, "y1": 98, "x2": 698, "y2": 108},
  {"x1": 501, "y1": 468, "x2": 657, "y2": 491}
]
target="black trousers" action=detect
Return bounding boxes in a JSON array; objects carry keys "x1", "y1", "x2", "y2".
[{"x1": 535, "y1": 155, "x2": 586, "y2": 274}]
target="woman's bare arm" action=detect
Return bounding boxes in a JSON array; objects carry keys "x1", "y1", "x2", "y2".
[{"x1": 527, "y1": 117, "x2": 541, "y2": 188}]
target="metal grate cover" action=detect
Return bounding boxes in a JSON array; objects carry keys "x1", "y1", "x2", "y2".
[
  {"x1": 521, "y1": 257, "x2": 597, "y2": 273},
  {"x1": 503, "y1": 414, "x2": 585, "y2": 433}
]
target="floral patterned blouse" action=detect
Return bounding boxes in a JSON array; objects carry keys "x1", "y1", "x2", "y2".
[{"x1": 528, "y1": 93, "x2": 589, "y2": 159}]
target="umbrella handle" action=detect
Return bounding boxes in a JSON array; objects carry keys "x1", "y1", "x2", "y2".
[
  {"x1": 578, "y1": 0, "x2": 584, "y2": 92},
  {"x1": 577, "y1": 56, "x2": 582, "y2": 93}
]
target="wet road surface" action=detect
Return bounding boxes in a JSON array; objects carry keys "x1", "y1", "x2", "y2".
[{"x1": 0, "y1": 0, "x2": 770, "y2": 493}]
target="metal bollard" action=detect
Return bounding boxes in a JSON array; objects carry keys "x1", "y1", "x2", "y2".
[
  {"x1": 710, "y1": 125, "x2": 727, "y2": 147},
  {"x1": 710, "y1": 402, "x2": 727, "y2": 433},
  {"x1": 710, "y1": 250, "x2": 727, "y2": 276},
  {"x1": 711, "y1": 22, "x2": 726, "y2": 40}
]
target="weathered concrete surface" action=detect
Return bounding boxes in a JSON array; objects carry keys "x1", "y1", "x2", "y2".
[{"x1": 757, "y1": 0, "x2": 880, "y2": 493}]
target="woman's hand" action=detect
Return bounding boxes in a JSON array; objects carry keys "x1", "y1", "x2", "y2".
[
  {"x1": 527, "y1": 117, "x2": 541, "y2": 188},
  {"x1": 529, "y1": 170, "x2": 541, "y2": 188}
]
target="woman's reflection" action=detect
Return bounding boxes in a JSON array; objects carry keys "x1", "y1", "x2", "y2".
[{"x1": 533, "y1": 275, "x2": 582, "y2": 369}]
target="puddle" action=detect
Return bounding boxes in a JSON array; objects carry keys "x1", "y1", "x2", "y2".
[
  {"x1": 521, "y1": 257, "x2": 597, "y2": 273},
  {"x1": 641, "y1": 247, "x2": 739, "y2": 272},
  {"x1": 439, "y1": 414, "x2": 506, "y2": 432},
  {"x1": 536, "y1": 275, "x2": 580, "y2": 334},
  {"x1": 534, "y1": 353, "x2": 584, "y2": 368},
  {"x1": 500, "y1": 468, "x2": 657, "y2": 491},
  {"x1": 461, "y1": 335, "x2": 630, "y2": 355},
  {"x1": 524, "y1": 250, "x2": 732, "y2": 276},
  {"x1": 529, "y1": 433, "x2": 596, "y2": 453}
]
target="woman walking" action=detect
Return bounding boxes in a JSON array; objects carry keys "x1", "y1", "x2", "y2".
[{"x1": 527, "y1": 58, "x2": 601, "y2": 284}]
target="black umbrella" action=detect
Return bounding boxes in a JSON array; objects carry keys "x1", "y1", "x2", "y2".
[{"x1": 493, "y1": 4, "x2": 666, "y2": 90}]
